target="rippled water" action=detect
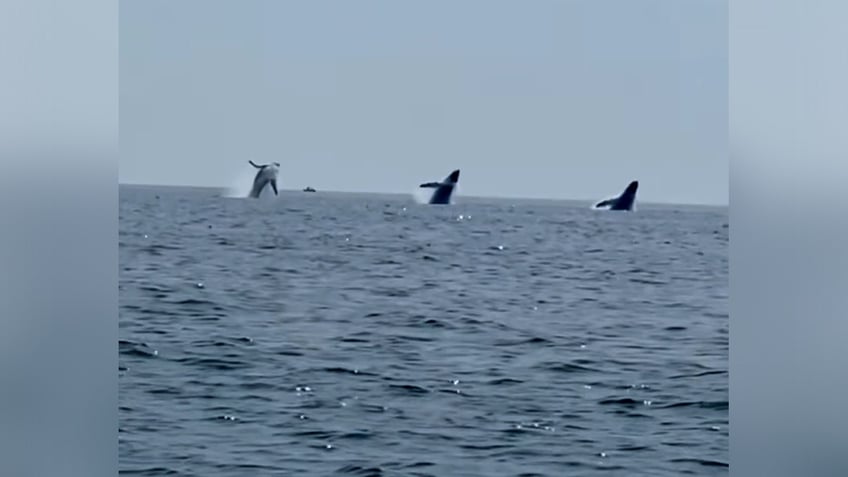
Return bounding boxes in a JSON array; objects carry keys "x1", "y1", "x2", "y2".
[{"x1": 119, "y1": 185, "x2": 728, "y2": 476}]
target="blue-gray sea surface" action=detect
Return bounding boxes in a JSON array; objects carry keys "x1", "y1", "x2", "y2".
[{"x1": 119, "y1": 185, "x2": 728, "y2": 476}]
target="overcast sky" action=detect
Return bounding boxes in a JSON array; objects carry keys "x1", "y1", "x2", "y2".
[{"x1": 120, "y1": 0, "x2": 727, "y2": 205}]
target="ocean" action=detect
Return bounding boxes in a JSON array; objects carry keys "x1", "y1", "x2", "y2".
[{"x1": 119, "y1": 185, "x2": 728, "y2": 476}]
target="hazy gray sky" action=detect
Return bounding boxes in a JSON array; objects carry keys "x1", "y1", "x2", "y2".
[{"x1": 120, "y1": 0, "x2": 727, "y2": 205}]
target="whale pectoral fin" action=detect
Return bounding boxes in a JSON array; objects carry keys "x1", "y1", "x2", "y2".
[
  {"x1": 249, "y1": 160, "x2": 264, "y2": 169},
  {"x1": 594, "y1": 198, "x2": 614, "y2": 208},
  {"x1": 270, "y1": 179, "x2": 278, "y2": 196},
  {"x1": 419, "y1": 182, "x2": 439, "y2": 188}
]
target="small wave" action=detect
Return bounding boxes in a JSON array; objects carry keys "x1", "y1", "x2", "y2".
[
  {"x1": 662, "y1": 441, "x2": 703, "y2": 448},
  {"x1": 119, "y1": 340, "x2": 158, "y2": 358},
  {"x1": 437, "y1": 388, "x2": 468, "y2": 397},
  {"x1": 336, "y1": 464, "x2": 384, "y2": 476},
  {"x1": 170, "y1": 298, "x2": 217, "y2": 307},
  {"x1": 337, "y1": 336, "x2": 371, "y2": 343},
  {"x1": 668, "y1": 369, "x2": 726, "y2": 379},
  {"x1": 495, "y1": 336, "x2": 551, "y2": 346},
  {"x1": 422, "y1": 318, "x2": 450, "y2": 328},
  {"x1": 138, "y1": 284, "x2": 175, "y2": 294},
  {"x1": 322, "y1": 366, "x2": 374, "y2": 376},
  {"x1": 657, "y1": 400, "x2": 728, "y2": 410},
  {"x1": 617, "y1": 444, "x2": 653, "y2": 452},
  {"x1": 541, "y1": 362, "x2": 600, "y2": 374},
  {"x1": 237, "y1": 383, "x2": 282, "y2": 397},
  {"x1": 291, "y1": 430, "x2": 337, "y2": 439},
  {"x1": 375, "y1": 259, "x2": 401, "y2": 266},
  {"x1": 628, "y1": 278, "x2": 668, "y2": 285},
  {"x1": 459, "y1": 443, "x2": 511, "y2": 451},
  {"x1": 486, "y1": 377, "x2": 524, "y2": 385},
  {"x1": 238, "y1": 393, "x2": 275, "y2": 402},
  {"x1": 402, "y1": 461, "x2": 435, "y2": 469},
  {"x1": 339, "y1": 431, "x2": 375, "y2": 440},
  {"x1": 387, "y1": 384, "x2": 430, "y2": 394},
  {"x1": 598, "y1": 398, "x2": 648, "y2": 407},
  {"x1": 359, "y1": 404, "x2": 389, "y2": 413},
  {"x1": 217, "y1": 464, "x2": 285, "y2": 472},
  {"x1": 669, "y1": 458, "x2": 728, "y2": 467},
  {"x1": 371, "y1": 288, "x2": 412, "y2": 298},
  {"x1": 390, "y1": 334, "x2": 434, "y2": 343},
  {"x1": 146, "y1": 387, "x2": 182, "y2": 396},
  {"x1": 276, "y1": 349, "x2": 305, "y2": 356},
  {"x1": 119, "y1": 467, "x2": 182, "y2": 475},
  {"x1": 176, "y1": 357, "x2": 251, "y2": 371}
]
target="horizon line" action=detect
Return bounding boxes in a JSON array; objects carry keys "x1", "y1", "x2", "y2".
[{"x1": 118, "y1": 181, "x2": 728, "y2": 208}]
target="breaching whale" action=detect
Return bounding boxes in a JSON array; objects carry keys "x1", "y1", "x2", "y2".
[
  {"x1": 419, "y1": 169, "x2": 460, "y2": 205},
  {"x1": 594, "y1": 180, "x2": 639, "y2": 211},
  {"x1": 247, "y1": 160, "x2": 280, "y2": 198}
]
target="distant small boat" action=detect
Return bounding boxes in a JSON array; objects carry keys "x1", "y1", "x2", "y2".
[{"x1": 303, "y1": 186, "x2": 317, "y2": 193}]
